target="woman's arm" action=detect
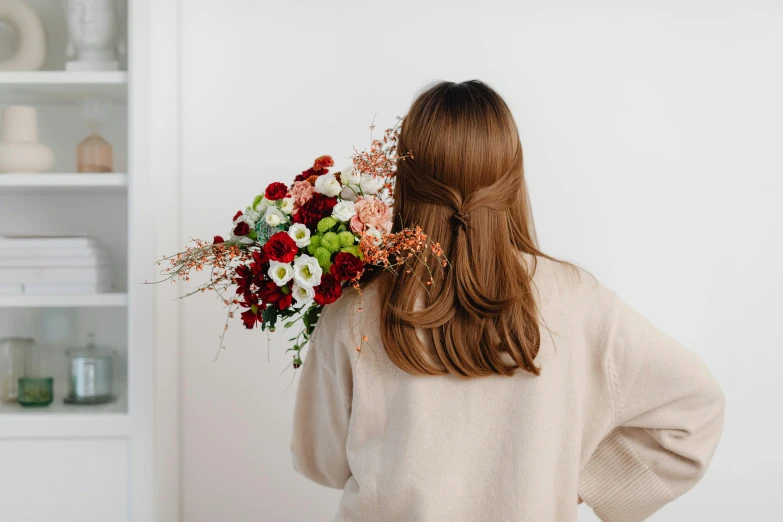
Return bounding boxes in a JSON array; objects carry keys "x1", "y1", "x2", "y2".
[
  {"x1": 290, "y1": 308, "x2": 353, "y2": 489},
  {"x1": 579, "y1": 287, "x2": 725, "y2": 522}
]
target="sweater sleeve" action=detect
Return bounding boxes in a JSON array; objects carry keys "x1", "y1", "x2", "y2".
[
  {"x1": 579, "y1": 287, "x2": 725, "y2": 522},
  {"x1": 290, "y1": 310, "x2": 353, "y2": 489}
]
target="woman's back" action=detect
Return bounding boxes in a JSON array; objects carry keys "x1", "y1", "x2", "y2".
[{"x1": 291, "y1": 253, "x2": 724, "y2": 521}]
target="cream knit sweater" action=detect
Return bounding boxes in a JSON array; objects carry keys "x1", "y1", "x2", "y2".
[{"x1": 291, "y1": 255, "x2": 725, "y2": 521}]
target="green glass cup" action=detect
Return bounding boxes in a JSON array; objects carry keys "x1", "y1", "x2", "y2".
[{"x1": 17, "y1": 377, "x2": 54, "y2": 407}]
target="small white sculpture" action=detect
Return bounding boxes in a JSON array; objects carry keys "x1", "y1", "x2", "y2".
[
  {"x1": 0, "y1": 0, "x2": 47, "y2": 71},
  {"x1": 0, "y1": 106, "x2": 55, "y2": 173},
  {"x1": 64, "y1": 0, "x2": 126, "y2": 72}
]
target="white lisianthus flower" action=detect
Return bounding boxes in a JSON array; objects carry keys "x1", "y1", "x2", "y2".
[
  {"x1": 268, "y1": 261, "x2": 293, "y2": 286},
  {"x1": 278, "y1": 197, "x2": 294, "y2": 215},
  {"x1": 314, "y1": 173, "x2": 342, "y2": 197},
  {"x1": 360, "y1": 174, "x2": 385, "y2": 195},
  {"x1": 292, "y1": 284, "x2": 315, "y2": 305},
  {"x1": 340, "y1": 184, "x2": 359, "y2": 201},
  {"x1": 340, "y1": 165, "x2": 361, "y2": 186},
  {"x1": 332, "y1": 200, "x2": 357, "y2": 222},
  {"x1": 264, "y1": 206, "x2": 286, "y2": 227},
  {"x1": 287, "y1": 223, "x2": 311, "y2": 248},
  {"x1": 293, "y1": 254, "x2": 323, "y2": 288},
  {"x1": 364, "y1": 225, "x2": 383, "y2": 246},
  {"x1": 253, "y1": 196, "x2": 271, "y2": 213}
]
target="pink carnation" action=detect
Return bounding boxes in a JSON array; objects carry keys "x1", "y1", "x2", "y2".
[
  {"x1": 350, "y1": 196, "x2": 392, "y2": 234},
  {"x1": 290, "y1": 180, "x2": 315, "y2": 208}
]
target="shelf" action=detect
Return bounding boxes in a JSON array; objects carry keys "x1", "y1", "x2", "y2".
[
  {"x1": 0, "y1": 396, "x2": 129, "y2": 439},
  {"x1": 0, "y1": 173, "x2": 127, "y2": 193},
  {"x1": 0, "y1": 293, "x2": 128, "y2": 308},
  {"x1": 0, "y1": 71, "x2": 128, "y2": 104}
]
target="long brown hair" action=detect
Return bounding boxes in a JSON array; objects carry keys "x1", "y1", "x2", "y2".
[{"x1": 379, "y1": 80, "x2": 549, "y2": 377}]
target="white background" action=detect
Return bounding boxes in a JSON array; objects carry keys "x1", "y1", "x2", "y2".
[{"x1": 175, "y1": 1, "x2": 782, "y2": 520}]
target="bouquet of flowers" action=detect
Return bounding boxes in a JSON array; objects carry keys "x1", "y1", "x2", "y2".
[{"x1": 157, "y1": 123, "x2": 445, "y2": 368}]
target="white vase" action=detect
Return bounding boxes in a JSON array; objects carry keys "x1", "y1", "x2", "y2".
[
  {"x1": 0, "y1": 106, "x2": 55, "y2": 173},
  {"x1": 0, "y1": 0, "x2": 47, "y2": 71}
]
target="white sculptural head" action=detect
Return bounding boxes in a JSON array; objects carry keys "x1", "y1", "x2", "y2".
[{"x1": 64, "y1": 0, "x2": 126, "y2": 70}]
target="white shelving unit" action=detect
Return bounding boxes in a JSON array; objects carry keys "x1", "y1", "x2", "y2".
[
  {"x1": 0, "y1": 1, "x2": 159, "y2": 521},
  {"x1": 0, "y1": 294, "x2": 129, "y2": 308},
  {"x1": 0, "y1": 71, "x2": 128, "y2": 104},
  {"x1": 0, "y1": 173, "x2": 128, "y2": 190}
]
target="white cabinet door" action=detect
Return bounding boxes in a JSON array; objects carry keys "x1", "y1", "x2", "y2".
[{"x1": 0, "y1": 439, "x2": 128, "y2": 522}]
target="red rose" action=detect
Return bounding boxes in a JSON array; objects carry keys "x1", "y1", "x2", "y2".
[
  {"x1": 233, "y1": 221, "x2": 250, "y2": 236},
  {"x1": 314, "y1": 273, "x2": 342, "y2": 305},
  {"x1": 263, "y1": 231, "x2": 298, "y2": 263},
  {"x1": 292, "y1": 193, "x2": 337, "y2": 228},
  {"x1": 213, "y1": 235, "x2": 225, "y2": 244},
  {"x1": 294, "y1": 167, "x2": 321, "y2": 183},
  {"x1": 330, "y1": 252, "x2": 364, "y2": 282},
  {"x1": 264, "y1": 182, "x2": 288, "y2": 201},
  {"x1": 232, "y1": 210, "x2": 243, "y2": 221}
]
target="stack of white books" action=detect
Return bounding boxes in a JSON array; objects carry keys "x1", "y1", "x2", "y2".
[{"x1": 0, "y1": 236, "x2": 114, "y2": 295}]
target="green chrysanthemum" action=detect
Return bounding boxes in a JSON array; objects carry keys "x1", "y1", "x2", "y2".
[
  {"x1": 314, "y1": 247, "x2": 333, "y2": 271},
  {"x1": 321, "y1": 232, "x2": 341, "y2": 252},
  {"x1": 338, "y1": 231, "x2": 356, "y2": 247},
  {"x1": 340, "y1": 245, "x2": 364, "y2": 259},
  {"x1": 316, "y1": 217, "x2": 338, "y2": 234},
  {"x1": 306, "y1": 234, "x2": 322, "y2": 254}
]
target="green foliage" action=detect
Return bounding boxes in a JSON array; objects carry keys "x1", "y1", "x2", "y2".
[
  {"x1": 338, "y1": 231, "x2": 355, "y2": 247},
  {"x1": 340, "y1": 245, "x2": 364, "y2": 259},
  {"x1": 316, "y1": 217, "x2": 338, "y2": 234},
  {"x1": 314, "y1": 247, "x2": 333, "y2": 270},
  {"x1": 320, "y1": 232, "x2": 341, "y2": 252}
]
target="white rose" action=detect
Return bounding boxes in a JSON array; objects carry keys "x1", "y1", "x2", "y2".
[
  {"x1": 332, "y1": 200, "x2": 356, "y2": 222},
  {"x1": 293, "y1": 254, "x2": 323, "y2": 288},
  {"x1": 267, "y1": 261, "x2": 293, "y2": 286},
  {"x1": 364, "y1": 226, "x2": 383, "y2": 246},
  {"x1": 243, "y1": 209, "x2": 261, "y2": 225},
  {"x1": 292, "y1": 284, "x2": 315, "y2": 305},
  {"x1": 264, "y1": 206, "x2": 286, "y2": 227},
  {"x1": 340, "y1": 184, "x2": 359, "y2": 201},
  {"x1": 253, "y1": 197, "x2": 271, "y2": 213},
  {"x1": 314, "y1": 173, "x2": 342, "y2": 197},
  {"x1": 360, "y1": 174, "x2": 385, "y2": 195},
  {"x1": 278, "y1": 197, "x2": 294, "y2": 215},
  {"x1": 340, "y1": 165, "x2": 361, "y2": 186},
  {"x1": 287, "y1": 223, "x2": 311, "y2": 248}
]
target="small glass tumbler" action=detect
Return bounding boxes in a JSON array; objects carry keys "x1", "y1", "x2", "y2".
[{"x1": 17, "y1": 377, "x2": 54, "y2": 407}]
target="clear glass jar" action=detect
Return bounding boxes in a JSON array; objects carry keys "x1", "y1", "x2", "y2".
[{"x1": 0, "y1": 337, "x2": 32, "y2": 403}]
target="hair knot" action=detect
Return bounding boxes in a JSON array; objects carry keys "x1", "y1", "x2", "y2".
[{"x1": 452, "y1": 211, "x2": 470, "y2": 231}]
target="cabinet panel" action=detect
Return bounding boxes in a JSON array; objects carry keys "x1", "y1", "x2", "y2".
[{"x1": 0, "y1": 439, "x2": 128, "y2": 522}]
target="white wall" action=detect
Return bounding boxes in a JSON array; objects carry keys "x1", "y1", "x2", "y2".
[{"x1": 177, "y1": 1, "x2": 783, "y2": 520}]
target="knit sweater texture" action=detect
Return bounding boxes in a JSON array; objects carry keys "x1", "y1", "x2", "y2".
[{"x1": 291, "y1": 255, "x2": 725, "y2": 521}]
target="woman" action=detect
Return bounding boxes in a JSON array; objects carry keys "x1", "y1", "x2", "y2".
[{"x1": 290, "y1": 80, "x2": 724, "y2": 521}]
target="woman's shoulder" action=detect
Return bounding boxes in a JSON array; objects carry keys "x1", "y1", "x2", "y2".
[{"x1": 521, "y1": 252, "x2": 615, "y2": 314}]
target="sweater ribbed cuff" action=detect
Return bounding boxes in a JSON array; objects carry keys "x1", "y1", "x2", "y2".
[{"x1": 579, "y1": 430, "x2": 676, "y2": 522}]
